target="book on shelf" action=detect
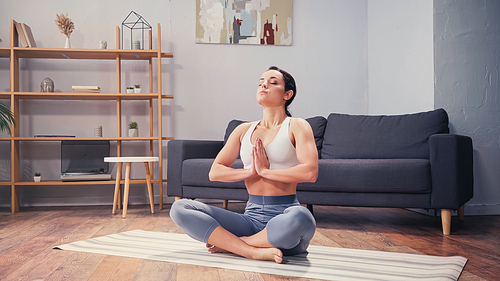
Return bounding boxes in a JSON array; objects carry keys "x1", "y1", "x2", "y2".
[
  {"x1": 21, "y1": 23, "x2": 37, "y2": 47},
  {"x1": 15, "y1": 22, "x2": 36, "y2": 47},
  {"x1": 15, "y1": 23, "x2": 29, "y2": 47},
  {"x1": 34, "y1": 134, "x2": 76, "y2": 137},
  {"x1": 72, "y1": 86, "x2": 101, "y2": 93}
]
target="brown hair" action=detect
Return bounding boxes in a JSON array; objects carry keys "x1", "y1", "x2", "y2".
[{"x1": 267, "y1": 66, "x2": 296, "y2": 117}]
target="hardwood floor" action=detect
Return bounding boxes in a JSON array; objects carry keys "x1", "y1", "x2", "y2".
[{"x1": 0, "y1": 202, "x2": 498, "y2": 280}]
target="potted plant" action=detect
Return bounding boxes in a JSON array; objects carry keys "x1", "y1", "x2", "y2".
[
  {"x1": 128, "y1": 121, "x2": 138, "y2": 137},
  {"x1": 126, "y1": 87, "x2": 134, "y2": 93},
  {"x1": 34, "y1": 173, "x2": 41, "y2": 182},
  {"x1": 0, "y1": 102, "x2": 16, "y2": 136},
  {"x1": 134, "y1": 84, "x2": 141, "y2": 93}
]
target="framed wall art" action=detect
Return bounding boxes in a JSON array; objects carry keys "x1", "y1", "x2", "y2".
[{"x1": 196, "y1": 0, "x2": 293, "y2": 46}]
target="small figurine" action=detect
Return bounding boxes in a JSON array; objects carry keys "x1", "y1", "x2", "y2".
[{"x1": 41, "y1": 77, "x2": 54, "y2": 92}]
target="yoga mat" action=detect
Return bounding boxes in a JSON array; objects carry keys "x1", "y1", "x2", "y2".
[{"x1": 54, "y1": 230, "x2": 467, "y2": 281}]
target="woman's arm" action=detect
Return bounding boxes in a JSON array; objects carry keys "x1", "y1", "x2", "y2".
[
  {"x1": 209, "y1": 123, "x2": 257, "y2": 182},
  {"x1": 254, "y1": 118, "x2": 318, "y2": 183}
]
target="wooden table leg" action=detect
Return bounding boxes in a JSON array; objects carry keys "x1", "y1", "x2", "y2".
[
  {"x1": 112, "y1": 162, "x2": 123, "y2": 215},
  {"x1": 144, "y1": 162, "x2": 155, "y2": 214},
  {"x1": 122, "y1": 162, "x2": 132, "y2": 218}
]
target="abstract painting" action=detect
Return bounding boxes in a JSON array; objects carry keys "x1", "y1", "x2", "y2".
[{"x1": 196, "y1": 0, "x2": 293, "y2": 45}]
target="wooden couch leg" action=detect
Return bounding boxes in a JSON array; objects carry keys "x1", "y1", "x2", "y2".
[
  {"x1": 441, "y1": 209, "x2": 451, "y2": 235},
  {"x1": 458, "y1": 205, "x2": 465, "y2": 221},
  {"x1": 223, "y1": 200, "x2": 228, "y2": 210}
]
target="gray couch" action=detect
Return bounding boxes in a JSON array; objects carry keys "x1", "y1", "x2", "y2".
[{"x1": 167, "y1": 109, "x2": 474, "y2": 235}]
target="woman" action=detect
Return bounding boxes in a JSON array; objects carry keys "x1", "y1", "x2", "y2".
[{"x1": 170, "y1": 66, "x2": 318, "y2": 263}]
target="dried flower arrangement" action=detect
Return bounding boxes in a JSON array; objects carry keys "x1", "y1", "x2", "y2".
[{"x1": 55, "y1": 13, "x2": 75, "y2": 38}]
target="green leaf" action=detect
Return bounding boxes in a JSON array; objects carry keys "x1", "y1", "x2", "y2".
[{"x1": 0, "y1": 102, "x2": 16, "y2": 136}]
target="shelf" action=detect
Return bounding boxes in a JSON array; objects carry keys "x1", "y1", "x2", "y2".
[
  {"x1": 0, "y1": 179, "x2": 161, "y2": 186},
  {"x1": 10, "y1": 47, "x2": 173, "y2": 60},
  {"x1": 0, "y1": 92, "x2": 173, "y2": 100},
  {"x1": 12, "y1": 137, "x2": 175, "y2": 141},
  {"x1": 0, "y1": 137, "x2": 174, "y2": 141},
  {"x1": 0, "y1": 47, "x2": 10, "y2": 58},
  {"x1": 6, "y1": 20, "x2": 171, "y2": 212}
]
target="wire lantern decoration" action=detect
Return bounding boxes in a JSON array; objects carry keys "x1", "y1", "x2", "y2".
[{"x1": 121, "y1": 11, "x2": 152, "y2": 49}]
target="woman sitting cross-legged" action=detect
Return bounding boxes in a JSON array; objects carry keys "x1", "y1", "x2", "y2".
[{"x1": 170, "y1": 66, "x2": 318, "y2": 263}]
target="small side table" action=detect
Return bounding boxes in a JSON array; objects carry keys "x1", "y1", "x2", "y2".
[{"x1": 104, "y1": 156, "x2": 159, "y2": 218}]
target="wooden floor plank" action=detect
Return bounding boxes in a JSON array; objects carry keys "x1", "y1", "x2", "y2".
[
  {"x1": 217, "y1": 268, "x2": 266, "y2": 281},
  {"x1": 45, "y1": 252, "x2": 106, "y2": 281},
  {"x1": 0, "y1": 203, "x2": 498, "y2": 281},
  {"x1": 176, "y1": 264, "x2": 220, "y2": 281},
  {"x1": 2, "y1": 208, "x2": 110, "y2": 281},
  {"x1": 132, "y1": 259, "x2": 177, "y2": 281}
]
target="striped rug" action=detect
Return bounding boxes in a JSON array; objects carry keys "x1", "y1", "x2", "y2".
[{"x1": 54, "y1": 230, "x2": 467, "y2": 281}]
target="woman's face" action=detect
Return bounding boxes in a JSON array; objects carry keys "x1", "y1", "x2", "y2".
[{"x1": 256, "y1": 70, "x2": 291, "y2": 107}]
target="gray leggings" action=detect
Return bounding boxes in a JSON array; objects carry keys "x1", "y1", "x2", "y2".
[{"x1": 169, "y1": 194, "x2": 316, "y2": 256}]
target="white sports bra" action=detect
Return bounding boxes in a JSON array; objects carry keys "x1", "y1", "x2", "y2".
[{"x1": 240, "y1": 117, "x2": 300, "y2": 170}]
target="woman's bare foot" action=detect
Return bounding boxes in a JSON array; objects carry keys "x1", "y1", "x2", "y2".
[
  {"x1": 251, "y1": 247, "x2": 283, "y2": 264},
  {"x1": 206, "y1": 226, "x2": 283, "y2": 263},
  {"x1": 206, "y1": 243, "x2": 283, "y2": 263},
  {"x1": 206, "y1": 243, "x2": 229, "y2": 254}
]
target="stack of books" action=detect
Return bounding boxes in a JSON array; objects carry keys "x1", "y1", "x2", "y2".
[
  {"x1": 15, "y1": 22, "x2": 36, "y2": 48},
  {"x1": 72, "y1": 86, "x2": 101, "y2": 93}
]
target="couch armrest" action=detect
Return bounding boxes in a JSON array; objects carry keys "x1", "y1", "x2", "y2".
[
  {"x1": 166, "y1": 140, "x2": 224, "y2": 197},
  {"x1": 429, "y1": 134, "x2": 473, "y2": 209}
]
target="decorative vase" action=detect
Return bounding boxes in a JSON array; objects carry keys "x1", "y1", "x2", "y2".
[
  {"x1": 134, "y1": 88, "x2": 141, "y2": 93},
  {"x1": 34, "y1": 176, "x2": 41, "y2": 182},
  {"x1": 128, "y1": 128, "x2": 138, "y2": 137},
  {"x1": 94, "y1": 126, "x2": 103, "y2": 137},
  {"x1": 65, "y1": 36, "x2": 71, "y2": 48},
  {"x1": 133, "y1": 40, "x2": 140, "y2": 49}
]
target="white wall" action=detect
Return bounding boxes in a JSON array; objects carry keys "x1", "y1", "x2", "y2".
[
  {"x1": 0, "y1": 0, "x2": 437, "y2": 208},
  {"x1": 169, "y1": 0, "x2": 369, "y2": 140},
  {"x1": 368, "y1": 0, "x2": 434, "y2": 114}
]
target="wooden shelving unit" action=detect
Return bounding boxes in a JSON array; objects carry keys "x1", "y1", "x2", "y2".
[{"x1": 1, "y1": 19, "x2": 173, "y2": 212}]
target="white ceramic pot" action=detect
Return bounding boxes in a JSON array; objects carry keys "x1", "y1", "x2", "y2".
[
  {"x1": 126, "y1": 89, "x2": 133, "y2": 93},
  {"x1": 134, "y1": 88, "x2": 141, "y2": 93},
  {"x1": 65, "y1": 36, "x2": 71, "y2": 48},
  {"x1": 128, "y1": 128, "x2": 138, "y2": 137},
  {"x1": 34, "y1": 176, "x2": 41, "y2": 182}
]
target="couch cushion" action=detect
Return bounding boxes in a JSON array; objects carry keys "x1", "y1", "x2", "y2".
[
  {"x1": 223, "y1": 119, "x2": 246, "y2": 146},
  {"x1": 297, "y1": 159, "x2": 431, "y2": 193},
  {"x1": 182, "y1": 158, "x2": 246, "y2": 189},
  {"x1": 321, "y1": 109, "x2": 449, "y2": 159},
  {"x1": 306, "y1": 116, "x2": 327, "y2": 157},
  {"x1": 223, "y1": 116, "x2": 327, "y2": 157}
]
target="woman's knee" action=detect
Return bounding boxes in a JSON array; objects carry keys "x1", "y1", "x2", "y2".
[
  {"x1": 169, "y1": 199, "x2": 195, "y2": 225},
  {"x1": 284, "y1": 206, "x2": 316, "y2": 229},
  {"x1": 267, "y1": 206, "x2": 316, "y2": 249}
]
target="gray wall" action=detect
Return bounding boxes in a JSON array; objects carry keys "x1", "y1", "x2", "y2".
[{"x1": 434, "y1": 0, "x2": 500, "y2": 215}]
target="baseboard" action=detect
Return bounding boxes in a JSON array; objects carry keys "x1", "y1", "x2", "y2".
[
  {"x1": 463, "y1": 203, "x2": 500, "y2": 215},
  {"x1": 408, "y1": 203, "x2": 500, "y2": 216}
]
